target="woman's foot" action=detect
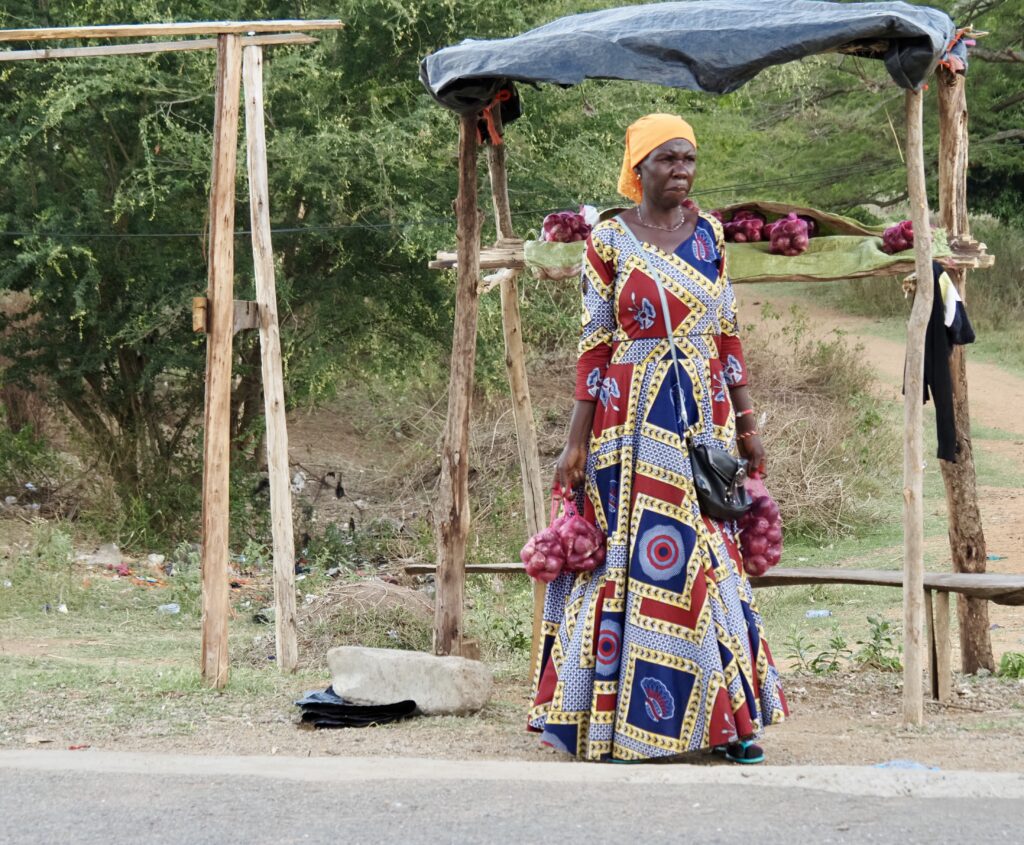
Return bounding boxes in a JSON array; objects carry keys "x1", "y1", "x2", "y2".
[{"x1": 713, "y1": 740, "x2": 765, "y2": 764}]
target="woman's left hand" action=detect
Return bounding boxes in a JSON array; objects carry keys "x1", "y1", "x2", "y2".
[{"x1": 738, "y1": 432, "x2": 766, "y2": 476}]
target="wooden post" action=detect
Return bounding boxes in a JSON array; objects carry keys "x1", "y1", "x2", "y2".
[
  {"x1": 901, "y1": 87, "x2": 935, "y2": 726},
  {"x1": 434, "y1": 113, "x2": 481, "y2": 656},
  {"x1": 484, "y1": 113, "x2": 549, "y2": 683},
  {"x1": 200, "y1": 34, "x2": 242, "y2": 689},
  {"x1": 243, "y1": 44, "x2": 298, "y2": 673},
  {"x1": 934, "y1": 591, "x2": 952, "y2": 702},
  {"x1": 936, "y1": 67, "x2": 994, "y2": 674}
]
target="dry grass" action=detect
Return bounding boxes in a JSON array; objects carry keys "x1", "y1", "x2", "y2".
[
  {"x1": 241, "y1": 579, "x2": 435, "y2": 670},
  {"x1": 743, "y1": 307, "x2": 900, "y2": 540}
]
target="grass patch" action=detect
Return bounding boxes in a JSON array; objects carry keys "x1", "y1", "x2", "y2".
[{"x1": 808, "y1": 216, "x2": 1024, "y2": 376}]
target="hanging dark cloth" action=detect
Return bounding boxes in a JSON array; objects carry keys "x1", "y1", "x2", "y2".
[{"x1": 917, "y1": 261, "x2": 976, "y2": 463}]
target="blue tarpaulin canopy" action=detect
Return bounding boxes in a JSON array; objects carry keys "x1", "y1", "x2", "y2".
[{"x1": 420, "y1": 0, "x2": 965, "y2": 114}]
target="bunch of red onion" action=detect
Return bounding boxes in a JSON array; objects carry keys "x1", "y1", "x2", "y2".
[
  {"x1": 881, "y1": 220, "x2": 913, "y2": 254},
  {"x1": 521, "y1": 495, "x2": 606, "y2": 581},
  {"x1": 766, "y1": 213, "x2": 810, "y2": 256},
  {"x1": 723, "y1": 210, "x2": 767, "y2": 243},
  {"x1": 553, "y1": 507, "x2": 606, "y2": 573},
  {"x1": 521, "y1": 526, "x2": 565, "y2": 583},
  {"x1": 738, "y1": 475, "x2": 783, "y2": 577},
  {"x1": 541, "y1": 208, "x2": 592, "y2": 243}
]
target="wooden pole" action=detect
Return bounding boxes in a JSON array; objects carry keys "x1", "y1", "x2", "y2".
[
  {"x1": 0, "y1": 33, "x2": 317, "y2": 62},
  {"x1": 243, "y1": 44, "x2": 298, "y2": 673},
  {"x1": 200, "y1": 34, "x2": 243, "y2": 689},
  {"x1": 902, "y1": 87, "x2": 935, "y2": 726},
  {"x1": 484, "y1": 115, "x2": 550, "y2": 683},
  {"x1": 0, "y1": 20, "x2": 343, "y2": 42},
  {"x1": 434, "y1": 113, "x2": 481, "y2": 656},
  {"x1": 936, "y1": 66, "x2": 994, "y2": 674}
]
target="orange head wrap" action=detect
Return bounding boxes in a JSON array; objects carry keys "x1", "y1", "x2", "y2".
[{"x1": 617, "y1": 114, "x2": 698, "y2": 204}]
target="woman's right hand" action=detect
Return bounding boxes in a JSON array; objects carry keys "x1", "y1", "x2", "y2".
[{"x1": 555, "y1": 440, "x2": 588, "y2": 494}]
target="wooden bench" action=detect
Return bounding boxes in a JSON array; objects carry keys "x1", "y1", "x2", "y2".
[{"x1": 402, "y1": 563, "x2": 1024, "y2": 702}]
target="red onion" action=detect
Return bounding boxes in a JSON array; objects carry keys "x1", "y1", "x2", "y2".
[
  {"x1": 724, "y1": 210, "x2": 767, "y2": 243},
  {"x1": 739, "y1": 475, "x2": 783, "y2": 576},
  {"x1": 768, "y1": 213, "x2": 810, "y2": 257},
  {"x1": 541, "y1": 209, "x2": 592, "y2": 243},
  {"x1": 881, "y1": 220, "x2": 913, "y2": 254},
  {"x1": 521, "y1": 527, "x2": 565, "y2": 583}
]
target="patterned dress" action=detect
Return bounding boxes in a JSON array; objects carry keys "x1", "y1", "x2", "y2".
[{"x1": 528, "y1": 213, "x2": 787, "y2": 761}]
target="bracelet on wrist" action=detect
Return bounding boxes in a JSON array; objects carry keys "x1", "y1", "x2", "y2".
[
  {"x1": 737, "y1": 429, "x2": 759, "y2": 440},
  {"x1": 735, "y1": 408, "x2": 755, "y2": 420}
]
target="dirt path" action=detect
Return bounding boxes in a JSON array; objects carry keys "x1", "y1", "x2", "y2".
[{"x1": 737, "y1": 286, "x2": 1024, "y2": 661}]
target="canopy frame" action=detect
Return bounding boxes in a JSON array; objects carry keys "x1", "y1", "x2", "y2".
[{"x1": 425, "y1": 6, "x2": 992, "y2": 728}]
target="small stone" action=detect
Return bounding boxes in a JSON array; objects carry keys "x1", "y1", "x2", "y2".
[
  {"x1": 147, "y1": 553, "x2": 166, "y2": 567},
  {"x1": 57, "y1": 604, "x2": 68, "y2": 614},
  {"x1": 4, "y1": 496, "x2": 16, "y2": 506},
  {"x1": 327, "y1": 646, "x2": 493, "y2": 716},
  {"x1": 976, "y1": 668, "x2": 991, "y2": 678}
]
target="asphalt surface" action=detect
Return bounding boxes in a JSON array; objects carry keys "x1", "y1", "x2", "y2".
[{"x1": 2, "y1": 752, "x2": 1023, "y2": 844}]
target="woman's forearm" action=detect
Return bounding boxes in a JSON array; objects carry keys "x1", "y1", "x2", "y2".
[{"x1": 566, "y1": 399, "x2": 597, "y2": 445}]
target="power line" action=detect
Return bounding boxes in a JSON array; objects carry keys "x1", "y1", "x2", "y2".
[{"x1": 0, "y1": 158, "x2": 906, "y2": 241}]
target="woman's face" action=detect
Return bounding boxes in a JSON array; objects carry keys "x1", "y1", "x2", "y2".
[{"x1": 637, "y1": 138, "x2": 697, "y2": 206}]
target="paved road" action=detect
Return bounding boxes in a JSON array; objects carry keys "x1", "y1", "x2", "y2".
[{"x1": 3, "y1": 752, "x2": 1023, "y2": 844}]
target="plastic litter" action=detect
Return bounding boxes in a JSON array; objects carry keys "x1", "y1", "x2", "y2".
[
  {"x1": 805, "y1": 609, "x2": 832, "y2": 619},
  {"x1": 157, "y1": 603, "x2": 181, "y2": 615},
  {"x1": 874, "y1": 759, "x2": 940, "y2": 771},
  {"x1": 987, "y1": 554, "x2": 1006, "y2": 561}
]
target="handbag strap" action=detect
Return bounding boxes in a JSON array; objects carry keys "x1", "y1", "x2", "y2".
[{"x1": 614, "y1": 215, "x2": 691, "y2": 431}]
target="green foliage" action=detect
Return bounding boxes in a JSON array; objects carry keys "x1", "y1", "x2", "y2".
[
  {"x1": 0, "y1": 523, "x2": 81, "y2": 616},
  {"x1": 853, "y1": 615, "x2": 903, "y2": 672},
  {"x1": 809, "y1": 631, "x2": 854, "y2": 674},
  {"x1": 996, "y1": 652, "x2": 1024, "y2": 680},
  {"x1": 783, "y1": 630, "x2": 817, "y2": 674},
  {"x1": 466, "y1": 575, "x2": 533, "y2": 658}
]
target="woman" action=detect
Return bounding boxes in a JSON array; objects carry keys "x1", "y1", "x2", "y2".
[{"x1": 528, "y1": 114, "x2": 787, "y2": 763}]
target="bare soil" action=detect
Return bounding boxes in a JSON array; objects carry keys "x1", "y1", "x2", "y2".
[{"x1": 2, "y1": 287, "x2": 1023, "y2": 768}]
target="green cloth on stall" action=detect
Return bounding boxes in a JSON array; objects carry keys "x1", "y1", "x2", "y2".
[{"x1": 524, "y1": 209, "x2": 950, "y2": 283}]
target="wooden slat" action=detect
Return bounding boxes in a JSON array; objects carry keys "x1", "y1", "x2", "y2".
[
  {"x1": 428, "y1": 246, "x2": 989, "y2": 280},
  {"x1": 244, "y1": 44, "x2": 298, "y2": 673},
  {"x1": 0, "y1": 33, "x2": 316, "y2": 62},
  {"x1": 200, "y1": 34, "x2": 242, "y2": 690},
  {"x1": 0, "y1": 20, "x2": 343, "y2": 42},
  {"x1": 232, "y1": 300, "x2": 260, "y2": 334},
  {"x1": 405, "y1": 562, "x2": 1024, "y2": 606}
]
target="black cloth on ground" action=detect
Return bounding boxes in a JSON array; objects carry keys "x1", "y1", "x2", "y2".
[{"x1": 294, "y1": 686, "x2": 417, "y2": 729}]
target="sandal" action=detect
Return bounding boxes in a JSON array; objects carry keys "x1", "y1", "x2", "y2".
[{"x1": 713, "y1": 740, "x2": 765, "y2": 765}]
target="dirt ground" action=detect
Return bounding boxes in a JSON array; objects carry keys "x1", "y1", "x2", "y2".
[{"x1": 3, "y1": 289, "x2": 1023, "y2": 769}]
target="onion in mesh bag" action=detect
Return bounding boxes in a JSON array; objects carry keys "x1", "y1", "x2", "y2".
[{"x1": 738, "y1": 474, "x2": 783, "y2": 576}]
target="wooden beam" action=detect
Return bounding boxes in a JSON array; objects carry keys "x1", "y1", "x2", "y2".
[
  {"x1": 0, "y1": 33, "x2": 316, "y2": 62},
  {"x1": 192, "y1": 296, "x2": 208, "y2": 333},
  {"x1": 404, "y1": 562, "x2": 1024, "y2": 605},
  {"x1": 485, "y1": 111, "x2": 550, "y2": 691},
  {"x1": 232, "y1": 300, "x2": 260, "y2": 334},
  {"x1": 433, "y1": 113, "x2": 481, "y2": 657},
  {"x1": 937, "y1": 66, "x2": 995, "y2": 675},
  {"x1": 902, "y1": 87, "x2": 935, "y2": 727},
  {"x1": 243, "y1": 44, "x2": 298, "y2": 674},
  {"x1": 0, "y1": 20, "x2": 342, "y2": 42},
  {"x1": 200, "y1": 33, "x2": 242, "y2": 690}
]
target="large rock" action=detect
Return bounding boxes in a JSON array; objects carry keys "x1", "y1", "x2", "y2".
[{"x1": 326, "y1": 646, "x2": 493, "y2": 716}]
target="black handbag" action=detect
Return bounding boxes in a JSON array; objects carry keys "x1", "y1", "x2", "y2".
[{"x1": 642, "y1": 237, "x2": 752, "y2": 522}]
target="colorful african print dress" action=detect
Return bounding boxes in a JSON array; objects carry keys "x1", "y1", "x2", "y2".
[{"x1": 528, "y1": 213, "x2": 788, "y2": 761}]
